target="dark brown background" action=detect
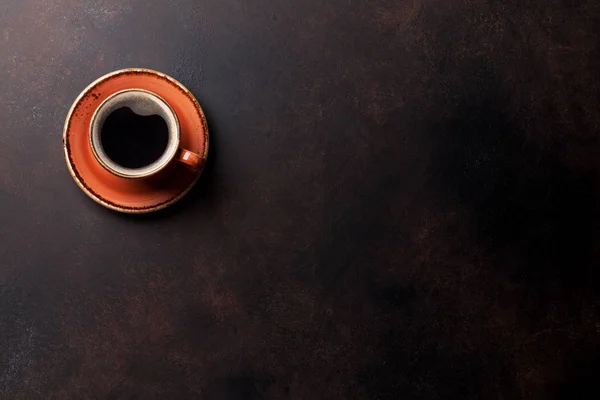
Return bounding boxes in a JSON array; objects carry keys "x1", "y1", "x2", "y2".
[{"x1": 1, "y1": 0, "x2": 600, "y2": 398}]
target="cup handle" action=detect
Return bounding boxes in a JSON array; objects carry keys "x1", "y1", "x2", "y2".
[{"x1": 176, "y1": 148, "x2": 204, "y2": 169}]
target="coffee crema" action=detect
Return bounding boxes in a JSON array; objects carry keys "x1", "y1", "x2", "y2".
[{"x1": 100, "y1": 107, "x2": 169, "y2": 169}]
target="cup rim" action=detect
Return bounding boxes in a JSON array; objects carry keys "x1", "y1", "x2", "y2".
[{"x1": 89, "y1": 88, "x2": 180, "y2": 179}]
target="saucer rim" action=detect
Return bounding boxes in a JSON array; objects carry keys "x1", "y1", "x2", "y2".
[{"x1": 63, "y1": 68, "x2": 209, "y2": 214}]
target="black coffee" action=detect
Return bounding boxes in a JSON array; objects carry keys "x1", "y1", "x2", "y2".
[{"x1": 100, "y1": 107, "x2": 169, "y2": 169}]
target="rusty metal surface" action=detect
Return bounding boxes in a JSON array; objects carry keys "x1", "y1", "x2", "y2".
[{"x1": 1, "y1": 0, "x2": 600, "y2": 398}]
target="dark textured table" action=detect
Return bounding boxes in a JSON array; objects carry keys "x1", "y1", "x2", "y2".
[{"x1": 1, "y1": 0, "x2": 600, "y2": 398}]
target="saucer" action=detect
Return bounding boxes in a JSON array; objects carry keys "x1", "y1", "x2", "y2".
[{"x1": 63, "y1": 68, "x2": 209, "y2": 213}]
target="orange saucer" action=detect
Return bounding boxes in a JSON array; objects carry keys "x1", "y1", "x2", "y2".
[{"x1": 63, "y1": 68, "x2": 209, "y2": 213}]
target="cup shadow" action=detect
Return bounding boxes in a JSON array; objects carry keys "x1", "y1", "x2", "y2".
[{"x1": 114, "y1": 103, "x2": 220, "y2": 221}]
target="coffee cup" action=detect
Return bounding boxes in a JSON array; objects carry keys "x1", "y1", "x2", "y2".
[{"x1": 90, "y1": 89, "x2": 202, "y2": 179}]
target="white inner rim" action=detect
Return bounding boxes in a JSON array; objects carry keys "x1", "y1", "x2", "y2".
[{"x1": 91, "y1": 90, "x2": 179, "y2": 178}]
